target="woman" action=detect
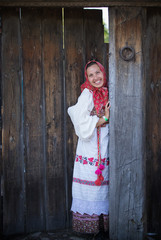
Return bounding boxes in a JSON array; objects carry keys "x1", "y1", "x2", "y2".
[{"x1": 68, "y1": 60, "x2": 110, "y2": 239}]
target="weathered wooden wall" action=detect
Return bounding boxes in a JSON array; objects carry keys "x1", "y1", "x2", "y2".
[
  {"x1": 1, "y1": 4, "x2": 161, "y2": 239},
  {"x1": 144, "y1": 7, "x2": 161, "y2": 237},
  {"x1": 109, "y1": 7, "x2": 145, "y2": 240},
  {"x1": 1, "y1": 7, "x2": 107, "y2": 235}
]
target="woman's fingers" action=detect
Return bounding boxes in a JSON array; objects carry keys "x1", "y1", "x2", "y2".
[{"x1": 105, "y1": 101, "x2": 110, "y2": 109}]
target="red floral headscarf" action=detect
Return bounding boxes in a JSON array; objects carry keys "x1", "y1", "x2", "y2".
[{"x1": 81, "y1": 60, "x2": 108, "y2": 115}]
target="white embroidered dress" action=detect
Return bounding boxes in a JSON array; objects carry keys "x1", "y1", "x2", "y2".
[{"x1": 68, "y1": 88, "x2": 109, "y2": 216}]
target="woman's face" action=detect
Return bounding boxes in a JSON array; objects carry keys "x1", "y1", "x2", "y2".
[{"x1": 86, "y1": 64, "x2": 104, "y2": 88}]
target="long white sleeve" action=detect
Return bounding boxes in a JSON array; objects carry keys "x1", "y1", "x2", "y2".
[{"x1": 67, "y1": 88, "x2": 99, "y2": 141}]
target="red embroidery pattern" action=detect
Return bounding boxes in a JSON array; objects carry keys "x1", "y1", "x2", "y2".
[
  {"x1": 73, "y1": 177, "x2": 109, "y2": 186},
  {"x1": 75, "y1": 155, "x2": 109, "y2": 167}
]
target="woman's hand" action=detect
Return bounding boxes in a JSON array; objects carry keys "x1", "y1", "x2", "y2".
[
  {"x1": 104, "y1": 101, "x2": 110, "y2": 120},
  {"x1": 96, "y1": 101, "x2": 110, "y2": 128}
]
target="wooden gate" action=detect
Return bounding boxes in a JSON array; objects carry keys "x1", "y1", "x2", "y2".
[
  {"x1": 1, "y1": 7, "x2": 107, "y2": 235},
  {"x1": 109, "y1": 6, "x2": 161, "y2": 240}
]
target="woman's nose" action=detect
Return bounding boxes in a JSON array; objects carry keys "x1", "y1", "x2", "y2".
[{"x1": 93, "y1": 73, "x2": 97, "y2": 80}]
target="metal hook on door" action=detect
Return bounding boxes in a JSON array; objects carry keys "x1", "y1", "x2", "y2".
[{"x1": 119, "y1": 45, "x2": 135, "y2": 61}]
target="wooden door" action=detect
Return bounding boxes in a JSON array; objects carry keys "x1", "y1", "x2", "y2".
[
  {"x1": 109, "y1": 7, "x2": 146, "y2": 240},
  {"x1": 1, "y1": 7, "x2": 107, "y2": 235},
  {"x1": 109, "y1": 6, "x2": 161, "y2": 240}
]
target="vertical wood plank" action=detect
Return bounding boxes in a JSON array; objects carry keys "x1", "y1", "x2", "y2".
[
  {"x1": 64, "y1": 8, "x2": 84, "y2": 224},
  {"x1": 42, "y1": 8, "x2": 65, "y2": 230},
  {"x1": 2, "y1": 9, "x2": 25, "y2": 235},
  {"x1": 84, "y1": 9, "x2": 107, "y2": 67},
  {"x1": 0, "y1": 10, "x2": 2, "y2": 236},
  {"x1": 144, "y1": 8, "x2": 161, "y2": 237},
  {"x1": 109, "y1": 7, "x2": 145, "y2": 240},
  {"x1": 21, "y1": 8, "x2": 45, "y2": 232}
]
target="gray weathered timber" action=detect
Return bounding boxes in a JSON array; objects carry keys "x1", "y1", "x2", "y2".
[
  {"x1": 0, "y1": 0, "x2": 161, "y2": 7},
  {"x1": 109, "y1": 7, "x2": 145, "y2": 240}
]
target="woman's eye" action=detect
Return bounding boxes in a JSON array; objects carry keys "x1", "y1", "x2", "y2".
[{"x1": 96, "y1": 71, "x2": 100, "y2": 74}]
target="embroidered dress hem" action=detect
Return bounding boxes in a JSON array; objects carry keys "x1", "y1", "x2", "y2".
[{"x1": 71, "y1": 198, "x2": 109, "y2": 215}]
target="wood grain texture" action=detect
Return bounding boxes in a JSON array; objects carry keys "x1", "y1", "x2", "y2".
[
  {"x1": 21, "y1": 8, "x2": 45, "y2": 232},
  {"x1": 84, "y1": 9, "x2": 107, "y2": 67},
  {"x1": 42, "y1": 8, "x2": 66, "y2": 231},
  {"x1": 64, "y1": 8, "x2": 84, "y2": 225},
  {"x1": 144, "y1": 8, "x2": 161, "y2": 237},
  {"x1": 1, "y1": 7, "x2": 107, "y2": 235},
  {"x1": 2, "y1": 8, "x2": 25, "y2": 235},
  {"x1": 0, "y1": 1, "x2": 161, "y2": 7},
  {"x1": 109, "y1": 7, "x2": 145, "y2": 240}
]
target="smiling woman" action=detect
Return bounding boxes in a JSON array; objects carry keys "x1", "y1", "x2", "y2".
[
  {"x1": 86, "y1": 64, "x2": 104, "y2": 88},
  {"x1": 68, "y1": 60, "x2": 110, "y2": 239}
]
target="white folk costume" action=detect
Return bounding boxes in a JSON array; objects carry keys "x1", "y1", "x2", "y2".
[{"x1": 68, "y1": 60, "x2": 109, "y2": 234}]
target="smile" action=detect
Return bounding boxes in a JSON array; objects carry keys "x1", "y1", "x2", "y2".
[{"x1": 95, "y1": 80, "x2": 102, "y2": 84}]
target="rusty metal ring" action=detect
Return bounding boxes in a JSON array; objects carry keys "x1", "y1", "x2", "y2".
[{"x1": 119, "y1": 46, "x2": 135, "y2": 61}]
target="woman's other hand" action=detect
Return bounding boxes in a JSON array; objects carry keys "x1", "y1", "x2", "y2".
[
  {"x1": 105, "y1": 101, "x2": 110, "y2": 120},
  {"x1": 96, "y1": 101, "x2": 110, "y2": 128}
]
